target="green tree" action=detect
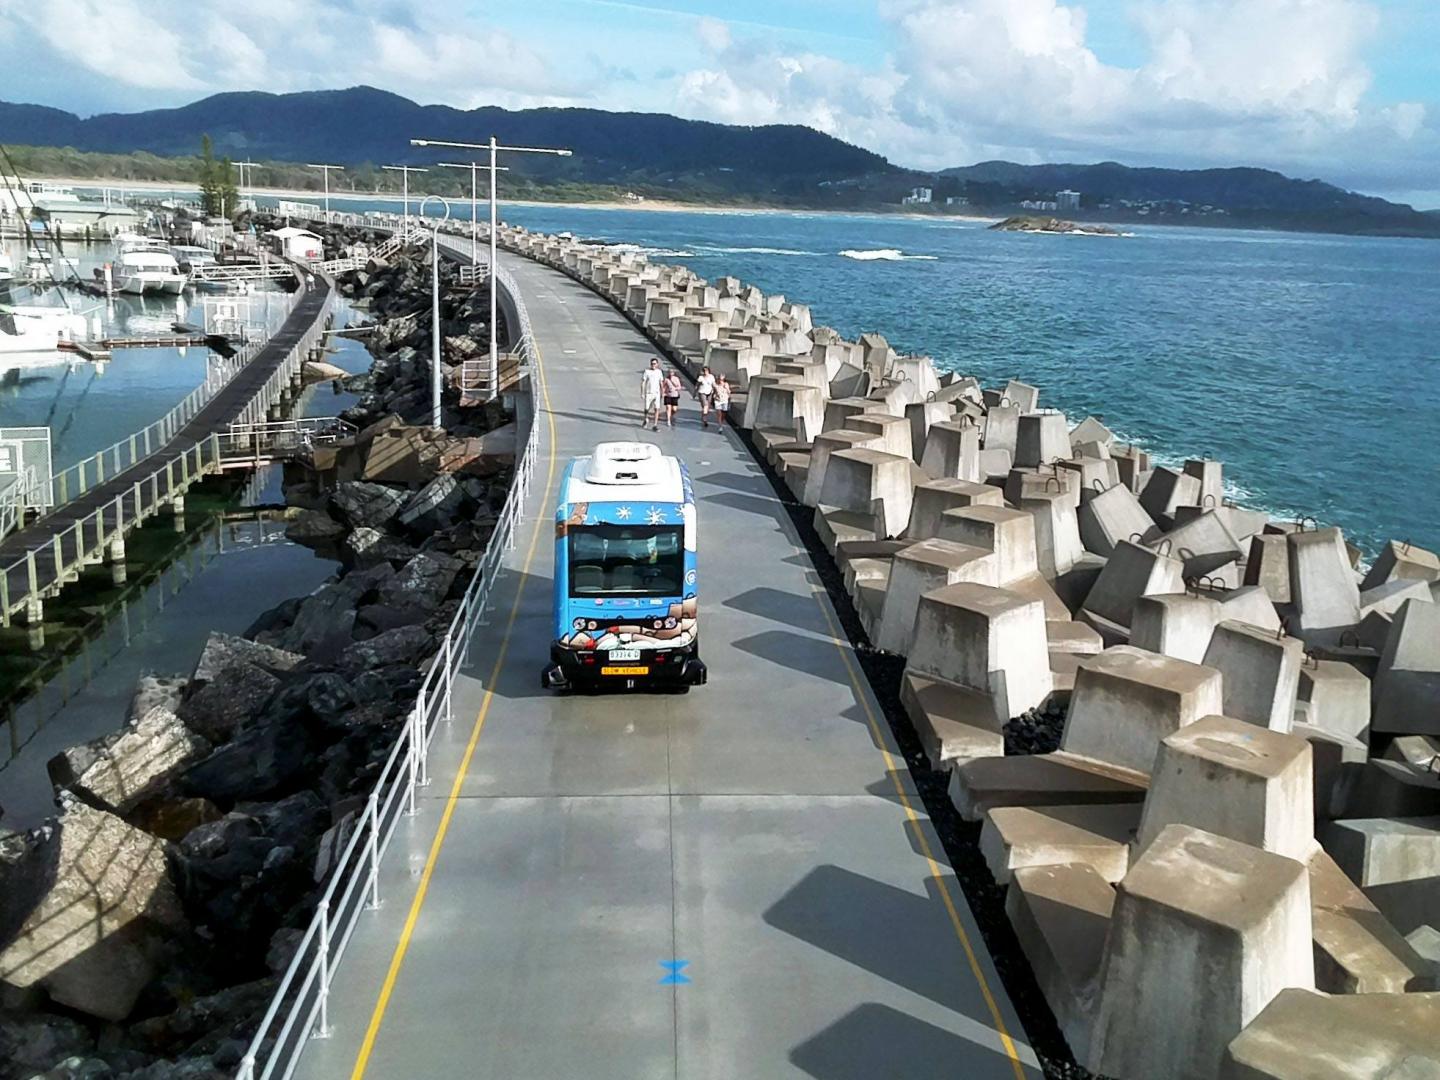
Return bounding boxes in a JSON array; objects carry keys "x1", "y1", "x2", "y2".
[{"x1": 196, "y1": 135, "x2": 239, "y2": 217}]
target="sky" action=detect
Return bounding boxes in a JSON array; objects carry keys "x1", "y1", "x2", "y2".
[{"x1": 0, "y1": 0, "x2": 1436, "y2": 207}]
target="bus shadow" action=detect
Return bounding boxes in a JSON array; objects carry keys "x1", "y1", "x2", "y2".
[
  {"x1": 730, "y1": 629, "x2": 851, "y2": 686},
  {"x1": 724, "y1": 586, "x2": 825, "y2": 633}
]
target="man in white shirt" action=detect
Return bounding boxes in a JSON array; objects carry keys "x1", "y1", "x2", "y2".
[
  {"x1": 695, "y1": 365, "x2": 717, "y2": 429},
  {"x1": 640, "y1": 357, "x2": 664, "y2": 431}
]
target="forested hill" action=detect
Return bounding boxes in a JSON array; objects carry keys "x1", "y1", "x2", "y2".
[
  {"x1": 0, "y1": 87, "x2": 895, "y2": 200},
  {"x1": 940, "y1": 160, "x2": 1436, "y2": 235}
]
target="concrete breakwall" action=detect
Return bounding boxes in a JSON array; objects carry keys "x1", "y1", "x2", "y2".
[
  {"x1": 0, "y1": 232, "x2": 534, "y2": 1080},
  {"x1": 496, "y1": 223, "x2": 1440, "y2": 1078}
]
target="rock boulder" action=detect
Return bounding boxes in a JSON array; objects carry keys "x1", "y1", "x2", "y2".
[{"x1": 47, "y1": 708, "x2": 210, "y2": 815}]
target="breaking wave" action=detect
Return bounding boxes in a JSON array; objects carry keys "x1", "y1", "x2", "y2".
[
  {"x1": 696, "y1": 245, "x2": 816, "y2": 256},
  {"x1": 838, "y1": 248, "x2": 939, "y2": 261}
]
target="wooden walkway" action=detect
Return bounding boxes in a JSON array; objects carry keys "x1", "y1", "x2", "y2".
[{"x1": 0, "y1": 279, "x2": 334, "y2": 627}]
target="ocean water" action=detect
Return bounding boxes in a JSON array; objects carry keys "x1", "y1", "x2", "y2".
[{"x1": 492, "y1": 204, "x2": 1438, "y2": 558}]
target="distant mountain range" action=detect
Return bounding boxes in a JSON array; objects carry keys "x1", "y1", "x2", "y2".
[{"x1": 1, "y1": 86, "x2": 1435, "y2": 237}]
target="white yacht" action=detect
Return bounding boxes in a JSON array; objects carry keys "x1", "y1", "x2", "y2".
[
  {"x1": 114, "y1": 248, "x2": 186, "y2": 295},
  {"x1": 0, "y1": 304, "x2": 89, "y2": 355},
  {"x1": 0, "y1": 250, "x2": 14, "y2": 285}
]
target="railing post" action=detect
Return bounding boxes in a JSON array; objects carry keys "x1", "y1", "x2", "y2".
[
  {"x1": 366, "y1": 791, "x2": 382, "y2": 909},
  {"x1": 405, "y1": 708, "x2": 419, "y2": 817},
  {"x1": 314, "y1": 904, "x2": 332, "y2": 1038},
  {"x1": 442, "y1": 635, "x2": 455, "y2": 723}
]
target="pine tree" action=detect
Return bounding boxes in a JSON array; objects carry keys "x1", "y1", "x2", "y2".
[{"x1": 198, "y1": 134, "x2": 220, "y2": 216}]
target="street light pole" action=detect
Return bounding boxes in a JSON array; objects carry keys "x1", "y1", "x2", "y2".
[
  {"x1": 411, "y1": 137, "x2": 572, "y2": 400},
  {"x1": 382, "y1": 165, "x2": 428, "y2": 233},
  {"x1": 306, "y1": 164, "x2": 344, "y2": 223},
  {"x1": 235, "y1": 160, "x2": 259, "y2": 209},
  {"x1": 420, "y1": 195, "x2": 451, "y2": 430},
  {"x1": 436, "y1": 162, "x2": 509, "y2": 267}
]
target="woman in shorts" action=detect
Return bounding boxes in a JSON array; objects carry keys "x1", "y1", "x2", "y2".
[
  {"x1": 713, "y1": 374, "x2": 731, "y2": 429},
  {"x1": 662, "y1": 367, "x2": 684, "y2": 428},
  {"x1": 695, "y1": 365, "x2": 717, "y2": 428}
]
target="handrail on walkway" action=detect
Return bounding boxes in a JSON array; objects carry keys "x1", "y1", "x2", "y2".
[{"x1": 235, "y1": 311, "x2": 539, "y2": 1080}]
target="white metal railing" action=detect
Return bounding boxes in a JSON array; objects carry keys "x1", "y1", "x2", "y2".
[
  {"x1": 0, "y1": 281, "x2": 336, "y2": 626},
  {"x1": 0, "y1": 465, "x2": 36, "y2": 539},
  {"x1": 236, "y1": 341, "x2": 539, "y2": 1080},
  {"x1": 217, "y1": 417, "x2": 357, "y2": 462},
  {"x1": 19, "y1": 286, "x2": 306, "y2": 517}
]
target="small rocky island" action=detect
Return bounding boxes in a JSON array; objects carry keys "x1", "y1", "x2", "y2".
[{"x1": 990, "y1": 215, "x2": 1121, "y2": 236}]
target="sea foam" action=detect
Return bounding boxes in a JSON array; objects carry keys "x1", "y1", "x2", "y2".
[{"x1": 838, "y1": 248, "x2": 938, "y2": 261}]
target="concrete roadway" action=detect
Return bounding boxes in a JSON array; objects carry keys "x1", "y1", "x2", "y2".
[{"x1": 294, "y1": 255, "x2": 1039, "y2": 1080}]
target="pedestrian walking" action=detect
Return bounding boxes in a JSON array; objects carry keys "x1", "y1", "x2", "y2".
[
  {"x1": 641, "y1": 357, "x2": 664, "y2": 430},
  {"x1": 713, "y1": 374, "x2": 731, "y2": 429},
  {"x1": 695, "y1": 365, "x2": 716, "y2": 428},
  {"x1": 662, "y1": 367, "x2": 684, "y2": 428}
]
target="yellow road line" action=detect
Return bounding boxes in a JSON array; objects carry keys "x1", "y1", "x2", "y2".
[
  {"x1": 808, "y1": 576, "x2": 1029, "y2": 1078},
  {"x1": 348, "y1": 339, "x2": 558, "y2": 1080}
]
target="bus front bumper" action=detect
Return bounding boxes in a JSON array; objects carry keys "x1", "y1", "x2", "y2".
[{"x1": 543, "y1": 645, "x2": 706, "y2": 690}]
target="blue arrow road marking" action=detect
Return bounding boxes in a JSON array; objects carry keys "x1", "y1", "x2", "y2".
[{"x1": 659, "y1": 960, "x2": 691, "y2": 985}]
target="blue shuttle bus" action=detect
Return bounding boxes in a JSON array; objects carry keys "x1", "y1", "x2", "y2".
[{"x1": 542, "y1": 442, "x2": 707, "y2": 691}]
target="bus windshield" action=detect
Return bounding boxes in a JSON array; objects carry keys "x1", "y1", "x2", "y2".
[{"x1": 568, "y1": 523, "x2": 685, "y2": 597}]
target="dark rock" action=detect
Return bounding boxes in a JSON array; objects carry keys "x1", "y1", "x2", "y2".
[
  {"x1": 276, "y1": 586, "x2": 357, "y2": 657},
  {"x1": 397, "y1": 474, "x2": 470, "y2": 533},
  {"x1": 265, "y1": 928, "x2": 304, "y2": 976},
  {"x1": 350, "y1": 665, "x2": 422, "y2": 707},
  {"x1": 329, "y1": 481, "x2": 407, "y2": 529},
  {"x1": 336, "y1": 625, "x2": 434, "y2": 675},
  {"x1": 178, "y1": 664, "x2": 280, "y2": 744},
  {"x1": 115, "y1": 1056, "x2": 227, "y2": 1080},
  {"x1": 191, "y1": 633, "x2": 303, "y2": 683},
  {"x1": 237, "y1": 791, "x2": 328, "y2": 857},
  {"x1": 128, "y1": 977, "x2": 275, "y2": 1059},
  {"x1": 0, "y1": 1010, "x2": 94, "y2": 1080},
  {"x1": 47, "y1": 708, "x2": 210, "y2": 815},
  {"x1": 379, "y1": 552, "x2": 463, "y2": 610},
  {"x1": 282, "y1": 509, "x2": 345, "y2": 550},
  {"x1": 23, "y1": 1057, "x2": 112, "y2": 1080},
  {"x1": 127, "y1": 797, "x2": 222, "y2": 842},
  {"x1": 354, "y1": 602, "x2": 427, "y2": 639},
  {"x1": 0, "y1": 797, "x2": 187, "y2": 1022},
  {"x1": 180, "y1": 715, "x2": 315, "y2": 805},
  {"x1": 242, "y1": 597, "x2": 303, "y2": 642},
  {"x1": 312, "y1": 809, "x2": 360, "y2": 884},
  {"x1": 341, "y1": 527, "x2": 416, "y2": 570}
]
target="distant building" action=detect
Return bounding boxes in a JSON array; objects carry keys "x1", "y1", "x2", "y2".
[
  {"x1": 1056, "y1": 190, "x2": 1082, "y2": 211},
  {"x1": 902, "y1": 186, "x2": 933, "y2": 206},
  {"x1": 1020, "y1": 199, "x2": 1059, "y2": 212},
  {"x1": 945, "y1": 195, "x2": 970, "y2": 208},
  {"x1": 266, "y1": 225, "x2": 324, "y2": 261}
]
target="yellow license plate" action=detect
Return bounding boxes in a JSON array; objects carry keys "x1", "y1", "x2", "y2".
[{"x1": 601, "y1": 666, "x2": 650, "y2": 676}]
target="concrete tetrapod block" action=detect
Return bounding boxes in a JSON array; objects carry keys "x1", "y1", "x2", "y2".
[
  {"x1": 902, "y1": 582, "x2": 1052, "y2": 721},
  {"x1": 752, "y1": 380, "x2": 824, "y2": 444},
  {"x1": 1384, "y1": 733, "x2": 1440, "y2": 769},
  {"x1": 1323, "y1": 815, "x2": 1440, "y2": 941},
  {"x1": 1006, "y1": 863, "x2": 1115, "y2": 1066},
  {"x1": 816, "y1": 447, "x2": 914, "y2": 540},
  {"x1": 845, "y1": 412, "x2": 912, "y2": 462},
  {"x1": 874, "y1": 541, "x2": 996, "y2": 656},
  {"x1": 822, "y1": 396, "x2": 884, "y2": 431},
  {"x1": 918, "y1": 420, "x2": 981, "y2": 481},
  {"x1": 1129, "y1": 592, "x2": 1222, "y2": 663},
  {"x1": 1184, "y1": 458, "x2": 1225, "y2": 509},
  {"x1": 900, "y1": 671, "x2": 1005, "y2": 770},
  {"x1": 1360, "y1": 539, "x2": 1440, "y2": 592},
  {"x1": 1287, "y1": 528, "x2": 1362, "y2": 645},
  {"x1": 1136, "y1": 715, "x2": 1315, "y2": 862},
  {"x1": 1139, "y1": 465, "x2": 1202, "y2": 527},
  {"x1": 1060, "y1": 645, "x2": 1224, "y2": 776},
  {"x1": 1359, "y1": 577, "x2": 1434, "y2": 620},
  {"x1": 1076, "y1": 483, "x2": 1156, "y2": 557},
  {"x1": 950, "y1": 750, "x2": 1150, "y2": 821},
  {"x1": 802, "y1": 429, "x2": 883, "y2": 507},
  {"x1": 904, "y1": 399, "x2": 955, "y2": 463},
  {"x1": 1305, "y1": 847, "x2": 1435, "y2": 993},
  {"x1": 1070, "y1": 415, "x2": 1114, "y2": 447},
  {"x1": 1245, "y1": 533, "x2": 1293, "y2": 605},
  {"x1": 1088, "y1": 825, "x2": 1315, "y2": 1080},
  {"x1": 1002, "y1": 378, "x2": 1040, "y2": 413},
  {"x1": 1297, "y1": 659, "x2": 1372, "y2": 739},
  {"x1": 1215, "y1": 585, "x2": 1283, "y2": 634},
  {"x1": 983, "y1": 404, "x2": 1020, "y2": 455},
  {"x1": 937, "y1": 505, "x2": 1039, "y2": 584},
  {"x1": 1222, "y1": 988, "x2": 1440, "y2": 1080},
  {"x1": 1017, "y1": 488, "x2": 1085, "y2": 580},
  {"x1": 1203, "y1": 620, "x2": 1304, "y2": 732},
  {"x1": 982, "y1": 802, "x2": 1141, "y2": 884},
  {"x1": 903, "y1": 477, "x2": 1002, "y2": 540},
  {"x1": 1014, "y1": 411, "x2": 1073, "y2": 468},
  {"x1": 1156, "y1": 508, "x2": 1245, "y2": 580},
  {"x1": 1081, "y1": 538, "x2": 1186, "y2": 640},
  {"x1": 1373, "y1": 597, "x2": 1440, "y2": 736}
]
